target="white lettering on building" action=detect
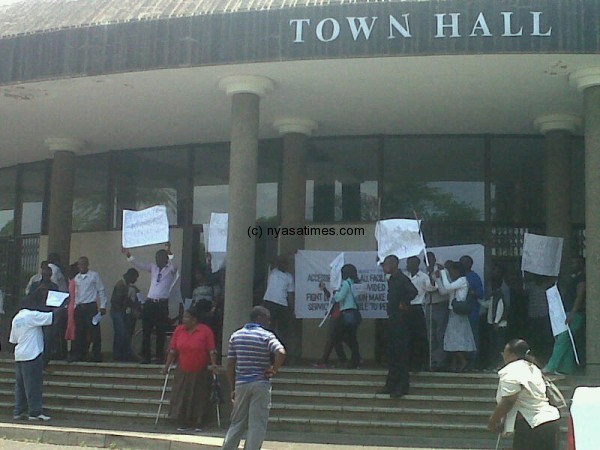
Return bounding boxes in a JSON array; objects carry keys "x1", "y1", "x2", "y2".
[
  {"x1": 435, "y1": 13, "x2": 461, "y2": 38},
  {"x1": 346, "y1": 17, "x2": 378, "y2": 40},
  {"x1": 388, "y1": 14, "x2": 411, "y2": 39},
  {"x1": 316, "y1": 18, "x2": 341, "y2": 42}
]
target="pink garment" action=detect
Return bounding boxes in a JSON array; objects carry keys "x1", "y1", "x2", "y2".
[{"x1": 65, "y1": 279, "x2": 76, "y2": 341}]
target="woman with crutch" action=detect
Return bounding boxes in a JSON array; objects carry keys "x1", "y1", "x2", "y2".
[{"x1": 162, "y1": 303, "x2": 218, "y2": 432}]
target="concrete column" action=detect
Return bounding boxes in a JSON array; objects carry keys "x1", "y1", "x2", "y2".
[
  {"x1": 44, "y1": 138, "x2": 82, "y2": 267},
  {"x1": 218, "y1": 76, "x2": 274, "y2": 352},
  {"x1": 274, "y1": 118, "x2": 317, "y2": 256},
  {"x1": 274, "y1": 118, "x2": 316, "y2": 361},
  {"x1": 570, "y1": 68, "x2": 600, "y2": 376},
  {"x1": 534, "y1": 114, "x2": 580, "y2": 283}
]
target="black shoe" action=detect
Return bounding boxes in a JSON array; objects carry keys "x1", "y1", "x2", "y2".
[{"x1": 390, "y1": 391, "x2": 408, "y2": 398}]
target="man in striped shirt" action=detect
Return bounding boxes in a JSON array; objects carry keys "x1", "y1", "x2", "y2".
[{"x1": 222, "y1": 306, "x2": 286, "y2": 450}]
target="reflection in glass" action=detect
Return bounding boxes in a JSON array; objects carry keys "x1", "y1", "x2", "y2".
[
  {"x1": 306, "y1": 138, "x2": 379, "y2": 223},
  {"x1": 20, "y1": 163, "x2": 46, "y2": 235},
  {"x1": 73, "y1": 154, "x2": 109, "y2": 231},
  {"x1": 383, "y1": 137, "x2": 484, "y2": 221},
  {"x1": 0, "y1": 168, "x2": 16, "y2": 236}
]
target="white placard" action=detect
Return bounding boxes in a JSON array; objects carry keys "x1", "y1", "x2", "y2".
[
  {"x1": 375, "y1": 219, "x2": 425, "y2": 263},
  {"x1": 521, "y1": 233, "x2": 563, "y2": 276},
  {"x1": 329, "y1": 253, "x2": 345, "y2": 292},
  {"x1": 46, "y1": 290, "x2": 69, "y2": 307},
  {"x1": 91, "y1": 312, "x2": 103, "y2": 326},
  {"x1": 122, "y1": 205, "x2": 169, "y2": 248},
  {"x1": 295, "y1": 244, "x2": 485, "y2": 320},
  {"x1": 571, "y1": 387, "x2": 600, "y2": 450},
  {"x1": 545, "y1": 285, "x2": 568, "y2": 336},
  {"x1": 208, "y1": 213, "x2": 228, "y2": 253},
  {"x1": 204, "y1": 220, "x2": 227, "y2": 273}
]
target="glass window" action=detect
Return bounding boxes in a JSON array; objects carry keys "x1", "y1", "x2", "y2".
[
  {"x1": 490, "y1": 137, "x2": 544, "y2": 224},
  {"x1": 193, "y1": 140, "x2": 281, "y2": 225},
  {"x1": 72, "y1": 154, "x2": 109, "y2": 231},
  {"x1": 382, "y1": 137, "x2": 485, "y2": 221},
  {"x1": 114, "y1": 148, "x2": 188, "y2": 228},
  {"x1": 0, "y1": 167, "x2": 16, "y2": 236},
  {"x1": 306, "y1": 138, "x2": 379, "y2": 223},
  {"x1": 20, "y1": 163, "x2": 47, "y2": 235}
]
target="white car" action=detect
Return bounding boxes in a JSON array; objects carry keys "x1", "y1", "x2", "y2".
[{"x1": 569, "y1": 386, "x2": 600, "y2": 450}]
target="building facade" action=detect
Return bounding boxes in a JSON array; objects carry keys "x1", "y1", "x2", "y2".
[{"x1": 0, "y1": 0, "x2": 598, "y2": 370}]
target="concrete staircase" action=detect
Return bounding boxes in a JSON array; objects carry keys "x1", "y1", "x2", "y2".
[{"x1": 0, "y1": 358, "x2": 570, "y2": 447}]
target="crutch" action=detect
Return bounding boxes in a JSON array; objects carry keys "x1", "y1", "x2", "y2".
[
  {"x1": 211, "y1": 373, "x2": 222, "y2": 428},
  {"x1": 154, "y1": 365, "x2": 172, "y2": 428},
  {"x1": 495, "y1": 432, "x2": 502, "y2": 450}
]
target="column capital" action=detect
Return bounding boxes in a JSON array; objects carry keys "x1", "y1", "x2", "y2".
[
  {"x1": 273, "y1": 118, "x2": 318, "y2": 136},
  {"x1": 44, "y1": 138, "x2": 84, "y2": 154},
  {"x1": 534, "y1": 114, "x2": 581, "y2": 135},
  {"x1": 569, "y1": 67, "x2": 600, "y2": 92},
  {"x1": 218, "y1": 75, "x2": 275, "y2": 97}
]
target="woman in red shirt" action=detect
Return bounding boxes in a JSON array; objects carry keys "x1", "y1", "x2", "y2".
[{"x1": 163, "y1": 304, "x2": 218, "y2": 432}]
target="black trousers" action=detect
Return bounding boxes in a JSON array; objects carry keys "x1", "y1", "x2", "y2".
[
  {"x1": 263, "y1": 301, "x2": 291, "y2": 349},
  {"x1": 142, "y1": 300, "x2": 169, "y2": 362},
  {"x1": 408, "y1": 305, "x2": 429, "y2": 371},
  {"x1": 73, "y1": 302, "x2": 101, "y2": 361},
  {"x1": 385, "y1": 316, "x2": 410, "y2": 395},
  {"x1": 513, "y1": 414, "x2": 560, "y2": 450}
]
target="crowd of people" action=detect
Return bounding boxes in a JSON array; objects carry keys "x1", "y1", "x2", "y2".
[{"x1": 6, "y1": 242, "x2": 586, "y2": 448}]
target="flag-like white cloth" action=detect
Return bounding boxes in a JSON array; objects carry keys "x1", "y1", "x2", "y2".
[
  {"x1": 521, "y1": 233, "x2": 563, "y2": 276},
  {"x1": 375, "y1": 219, "x2": 424, "y2": 263},
  {"x1": 122, "y1": 205, "x2": 169, "y2": 248},
  {"x1": 545, "y1": 285, "x2": 568, "y2": 337},
  {"x1": 571, "y1": 387, "x2": 600, "y2": 450},
  {"x1": 329, "y1": 252, "x2": 345, "y2": 292}
]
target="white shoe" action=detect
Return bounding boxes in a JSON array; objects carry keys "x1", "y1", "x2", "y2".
[{"x1": 28, "y1": 414, "x2": 51, "y2": 421}]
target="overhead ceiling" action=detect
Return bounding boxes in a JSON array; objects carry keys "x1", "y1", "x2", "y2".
[{"x1": 0, "y1": 53, "x2": 594, "y2": 168}]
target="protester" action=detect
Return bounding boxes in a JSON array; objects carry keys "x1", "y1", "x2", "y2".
[
  {"x1": 29, "y1": 266, "x2": 60, "y2": 370},
  {"x1": 221, "y1": 306, "x2": 286, "y2": 450},
  {"x1": 10, "y1": 288, "x2": 67, "y2": 421},
  {"x1": 25, "y1": 261, "x2": 48, "y2": 296},
  {"x1": 163, "y1": 306, "x2": 218, "y2": 432},
  {"x1": 523, "y1": 272, "x2": 555, "y2": 365},
  {"x1": 488, "y1": 339, "x2": 560, "y2": 450},
  {"x1": 110, "y1": 268, "x2": 140, "y2": 362},
  {"x1": 479, "y1": 264, "x2": 510, "y2": 370},
  {"x1": 424, "y1": 252, "x2": 449, "y2": 371},
  {"x1": 192, "y1": 268, "x2": 219, "y2": 308},
  {"x1": 47, "y1": 252, "x2": 68, "y2": 292},
  {"x1": 460, "y1": 255, "x2": 484, "y2": 369},
  {"x1": 438, "y1": 261, "x2": 476, "y2": 373},
  {"x1": 319, "y1": 264, "x2": 362, "y2": 369},
  {"x1": 312, "y1": 283, "x2": 347, "y2": 368},
  {"x1": 377, "y1": 255, "x2": 417, "y2": 398},
  {"x1": 262, "y1": 255, "x2": 295, "y2": 350},
  {"x1": 70, "y1": 256, "x2": 107, "y2": 363},
  {"x1": 543, "y1": 256, "x2": 586, "y2": 375},
  {"x1": 123, "y1": 243, "x2": 178, "y2": 364},
  {"x1": 405, "y1": 256, "x2": 433, "y2": 371}
]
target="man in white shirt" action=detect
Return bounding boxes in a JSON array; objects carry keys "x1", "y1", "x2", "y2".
[
  {"x1": 406, "y1": 256, "x2": 435, "y2": 372},
  {"x1": 10, "y1": 288, "x2": 67, "y2": 421},
  {"x1": 70, "y1": 256, "x2": 107, "y2": 363},
  {"x1": 262, "y1": 255, "x2": 294, "y2": 350},
  {"x1": 424, "y1": 252, "x2": 449, "y2": 371}
]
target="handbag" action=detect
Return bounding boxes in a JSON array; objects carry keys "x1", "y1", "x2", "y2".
[
  {"x1": 542, "y1": 375, "x2": 568, "y2": 409},
  {"x1": 451, "y1": 298, "x2": 472, "y2": 315}
]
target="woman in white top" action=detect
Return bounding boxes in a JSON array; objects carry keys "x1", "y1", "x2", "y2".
[
  {"x1": 437, "y1": 261, "x2": 476, "y2": 372},
  {"x1": 488, "y1": 339, "x2": 560, "y2": 450}
]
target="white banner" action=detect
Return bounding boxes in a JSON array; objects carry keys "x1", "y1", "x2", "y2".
[
  {"x1": 208, "y1": 213, "x2": 228, "y2": 253},
  {"x1": 545, "y1": 285, "x2": 568, "y2": 337},
  {"x1": 122, "y1": 205, "x2": 169, "y2": 248},
  {"x1": 521, "y1": 233, "x2": 563, "y2": 276},
  {"x1": 295, "y1": 244, "x2": 484, "y2": 319},
  {"x1": 375, "y1": 219, "x2": 424, "y2": 263}
]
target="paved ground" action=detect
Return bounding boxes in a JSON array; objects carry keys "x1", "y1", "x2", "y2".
[{"x1": 0, "y1": 439, "x2": 457, "y2": 450}]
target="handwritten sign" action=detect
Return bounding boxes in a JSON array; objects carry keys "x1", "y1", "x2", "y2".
[
  {"x1": 375, "y1": 219, "x2": 425, "y2": 263},
  {"x1": 46, "y1": 290, "x2": 69, "y2": 307},
  {"x1": 208, "y1": 213, "x2": 228, "y2": 253},
  {"x1": 203, "y1": 221, "x2": 227, "y2": 273},
  {"x1": 122, "y1": 205, "x2": 169, "y2": 248},
  {"x1": 546, "y1": 285, "x2": 568, "y2": 336},
  {"x1": 521, "y1": 233, "x2": 563, "y2": 276}
]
